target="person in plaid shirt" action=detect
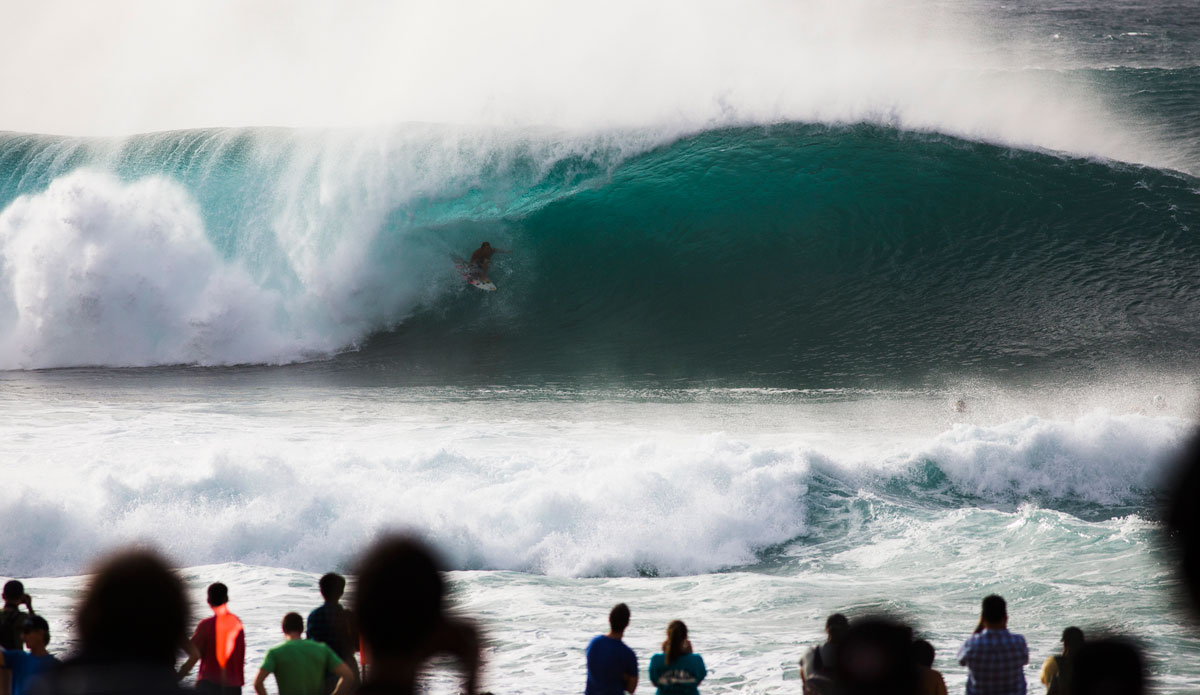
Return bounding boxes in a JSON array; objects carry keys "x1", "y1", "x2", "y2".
[{"x1": 957, "y1": 595, "x2": 1028, "y2": 695}]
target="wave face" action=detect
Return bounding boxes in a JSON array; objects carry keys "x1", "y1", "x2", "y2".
[{"x1": 0, "y1": 85, "x2": 1198, "y2": 379}]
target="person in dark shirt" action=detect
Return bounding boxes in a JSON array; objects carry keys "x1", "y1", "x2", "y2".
[
  {"x1": 586, "y1": 603, "x2": 638, "y2": 695},
  {"x1": 0, "y1": 582, "x2": 32, "y2": 651},
  {"x1": 801, "y1": 613, "x2": 848, "y2": 695},
  {"x1": 307, "y1": 573, "x2": 358, "y2": 692}
]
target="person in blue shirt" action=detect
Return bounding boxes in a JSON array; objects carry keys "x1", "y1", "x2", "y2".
[
  {"x1": 586, "y1": 603, "x2": 638, "y2": 695},
  {"x1": 649, "y1": 620, "x2": 706, "y2": 695},
  {"x1": 0, "y1": 615, "x2": 58, "y2": 695}
]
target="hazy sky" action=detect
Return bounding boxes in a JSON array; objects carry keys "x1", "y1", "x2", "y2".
[
  {"x1": 0, "y1": 0, "x2": 1000, "y2": 135},
  {"x1": 0, "y1": 0, "x2": 1162, "y2": 169}
]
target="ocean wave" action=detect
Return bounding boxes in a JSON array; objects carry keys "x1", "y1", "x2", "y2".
[
  {"x1": 0, "y1": 409, "x2": 1187, "y2": 577},
  {"x1": 0, "y1": 123, "x2": 1197, "y2": 376}
]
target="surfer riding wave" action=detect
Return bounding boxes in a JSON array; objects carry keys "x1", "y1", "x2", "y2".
[{"x1": 467, "y1": 242, "x2": 510, "y2": 283}]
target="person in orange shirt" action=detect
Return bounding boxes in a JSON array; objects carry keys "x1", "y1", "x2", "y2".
[{"x1": 178, "y1": 583, "x2": 245, "y2": 695}]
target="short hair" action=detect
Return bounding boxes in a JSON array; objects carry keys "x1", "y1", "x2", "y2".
[
  {"x1": 319, "y1": 573, "x2": 346, "y2": 601},
  {"x1": 282, "y1": 612, "x2": 304, "y2": 634},
  {"x1": 21, "y1": 614, "x2": 50, "y2": 644},
  {"x1": 609, "y1": 603, "x2": 630, "y2": 633},
  {"x1": 354, "y1": 535, "x2": 445, "y2": 658},
  {"x1": 826, "y1": 613, "x2": 850, "y2": 641},
  {"x1": 912, "y1": 639, "x2": 935, "y2": 668},
  {"x1": 76, "y1": 549, "x2": 189, "y2": 665},
  {"x1": 207, "y1": 583, "x2": 229, "y2": 607},
  {"x1": 2, "y1": 580, "x2": 23, "y2": 601},
  {"x1": 981, "y1": 595, "x2": 1007, "y2": 624}
]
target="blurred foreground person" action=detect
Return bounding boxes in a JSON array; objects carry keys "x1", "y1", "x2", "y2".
[
  {"x1": 354, "y1": 535, "x2": 481, "y2": 695},
  {"x1": 832, "y1": 618, "x2": 918, "y2": 695},
  {"x1": 30, "y1": 548, "x2": 195, "y2": 694},
  {"x1": 1071, "y1": 639, "x2": 1145, "y2": 695}
]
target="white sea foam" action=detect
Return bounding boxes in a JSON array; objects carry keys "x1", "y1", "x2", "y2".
[
  {"x1": 0, "y1": 386, "x2": 1190, "y2": 578},
  {"x1": 0, "y1": 170, "x2": 321, "y2": 367}
]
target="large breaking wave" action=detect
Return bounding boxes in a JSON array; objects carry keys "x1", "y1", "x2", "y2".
[{"x1": 0, "y1": 68, "x2": 1197, "y2": 378}]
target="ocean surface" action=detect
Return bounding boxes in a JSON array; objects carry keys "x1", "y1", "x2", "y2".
[{"x1": 2, "y1": 0, "x2": 1200, "y2": 692}]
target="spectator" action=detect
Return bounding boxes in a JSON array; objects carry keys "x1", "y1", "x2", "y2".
[
  {"x1": 179, "y1": 583, "x2": 246, "y2": 694},
  {"x1": 353, "y1": 534, "x2": 482, "y2": 695},
  {"x1": 0, "y1": 616, "x2": 56, "y2": 695},
  {"x1": 801, "y1": 613, "x2": 848, "y2": 695},
  {"x1": 649, "y1": 621, "x2": 706, "y2": 695},
  {"x1": 255, "y1": 612, "x2": 355, "y2": 695},
  {"x1": 0, "y1": 582, "x2": 32, "y2": 651},
  {"x1": 0, "y1": 582, "x2": 32, "y2": 695},
  {"x1": 1071, "y1": 639, "x2": 1145, "y2": 695},
  {"x1": 586, "y1": 603, "x2": 638, "y2": 695},
  {"x1": 833, "y1": 618, "x2": 918, "y2": 695},
  {"x1": 912, "y1": 639, "x2": 947, "y2": 695},
  {"x1": 957, "y1": 595, "x2": 1028, "y2": 695},
  {"x1": 28, "y1": 548, "x2": 194, "y2": 694},
  {"x1": 308, "y1": 572, "x2": 359, "y2": 690},
  {"x1": 1040, "y1": 627, "x2": 1084, "y2": 695}
]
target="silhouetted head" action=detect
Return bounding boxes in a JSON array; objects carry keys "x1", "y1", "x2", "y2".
[
  {"x1": 1167, "y1": 432, "x2": 1200, "y2": 615},
  {"x1": 609, "y1": 603, "x2": 630, "y2": 634},
  {"x1": 282, "y1": 612, "x2": 304, "y2": 635},
  {"x1": 481, "y1": 242, "x2": 491, "y2": 249},
  {"x1": 75, "y1": 548, "x2": 189, "y2": 666},
  {"x1": 22, "y1": 614, "x2": 50, "y2": 646},
  {"x1": 2, "y1": 580, "x2": 23, "y2": 603},
  {"x1": 319, "y1": 573, "x2": 346, "y2": 602},
  {"x1": 981, "y1": 595, "x2": 1007, "y2": 625},
  {"x1": 834, "y1": 618, "x2": 919, "y2": 695},
  {"x1": 354, "y1": 534, "x2": 446, "y2": 659},
  {"x1": 826, "y1": 613, "x2": 850, "y2": 643},
  {"x1": 662, "y1": 620, "x2": 689, "y2": 665},
  {"x1": 1062, "y1": 626, "x2": 1085, "y2": 655},
  {"x1": 1073, "y1": 639, "x2": 1145, "y2": 695},
  {"x1": 911, "y1": 639, "x2": 935, "y2": 669},
  {"x1": 206, "y1": 582, "x2": 229, "y2": 608}
]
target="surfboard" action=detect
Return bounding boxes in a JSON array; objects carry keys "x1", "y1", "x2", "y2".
[{"x1": 452, "y1": 255, "x2": 497, "y2": 291}]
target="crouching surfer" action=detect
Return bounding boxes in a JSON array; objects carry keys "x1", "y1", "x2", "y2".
[{"x1": 468, "y1": 242, "x2": 510, "y2": 283}]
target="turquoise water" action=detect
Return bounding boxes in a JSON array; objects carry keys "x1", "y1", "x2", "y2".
[{"x1": 2, "y1": 0, "x2": 1200, "y2": 692}]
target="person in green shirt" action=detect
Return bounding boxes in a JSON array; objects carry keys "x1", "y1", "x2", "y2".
[{"x1": 255, "y1": 612, "x2": 356, "y2": 695}]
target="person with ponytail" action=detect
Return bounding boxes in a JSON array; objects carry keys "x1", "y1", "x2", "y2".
[{"x1": 648, "y1": 621, "x2": 706, "y2": 695}]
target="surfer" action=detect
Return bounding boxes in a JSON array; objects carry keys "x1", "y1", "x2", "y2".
[{"x1": 468, "y1": 242, "x2": 509, "y2": 283}]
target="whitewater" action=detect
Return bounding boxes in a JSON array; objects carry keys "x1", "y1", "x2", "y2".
[{"x1": 3, "y1": 0, "x2": 1200, "y2": 692}]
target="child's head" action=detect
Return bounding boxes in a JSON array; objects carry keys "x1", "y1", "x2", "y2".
[{"x1": 21, "y1": 614, "x2": 49, "y2": 650}]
